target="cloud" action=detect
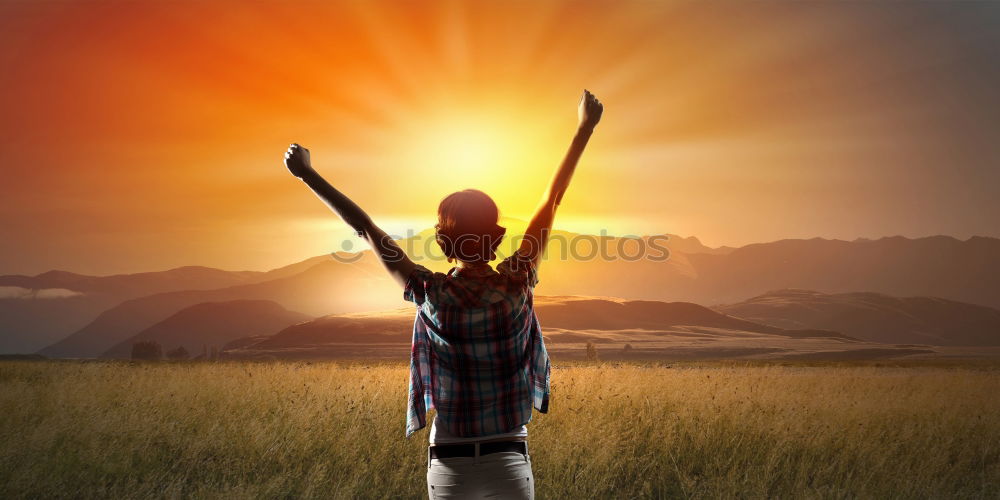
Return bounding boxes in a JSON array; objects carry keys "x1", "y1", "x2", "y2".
[{"x1": 0, "y1": 287, "x2": 84, "y2": 300}]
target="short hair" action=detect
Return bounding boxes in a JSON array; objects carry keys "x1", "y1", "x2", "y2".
[{"x1": 435, "y1": 189, "x2": 506, "y2": 262}]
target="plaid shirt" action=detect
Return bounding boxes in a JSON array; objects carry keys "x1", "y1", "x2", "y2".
[{"x1": 403, "y1": 251, "x2": 551, "y2": 438}]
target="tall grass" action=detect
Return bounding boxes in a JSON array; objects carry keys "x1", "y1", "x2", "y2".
[{"x1": 1, "y1": 361, "x2": 998, "y2": 498}]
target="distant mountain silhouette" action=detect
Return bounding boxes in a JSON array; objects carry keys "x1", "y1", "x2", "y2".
[
  {"x1": 100, "y1": 300, "x2": 311, "y2": 359},
  {"x1": 37, "y1": 256, "x2": 395, "y2": 358},
  {"x1": 0, "y1": 293, "x2": 113, "y2": 354},
  {"x1": 680, "y1": 236, "x2": 1000, "y2": 307},
  {"x1": 533, "y1": 235, "x2": 1000, "y2": 308},
  {"x1": 715, "y1": 289, "x2": 1000, "y2": 346},
  {"x1": 19, "y1": 233, "x2": 1000, "y2": 357},
  {"x1": 0, "y1": 258, "x2": 341, "y2": 354},
  {"x1": 223, "y1": 296, "x2": 854, "y2": 359},
  {"x1": 0, "y1": 266, "x2": 256, "y2": 299},
  {"x1": 0, "y1": 266, "x2": 257, "y2": 354}
]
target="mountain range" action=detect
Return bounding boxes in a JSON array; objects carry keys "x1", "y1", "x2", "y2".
[
  {"x1": 0, "y1": 258, "x2": 329, "y2": 354},
  {"x1": 715, "y1": 289, "x2": 1000, "y2": 346},
  {"x1": 225, "y1": 296, "x2": 859, "y2": 359},
  {"x1": 222, "y1": 296, "x2": 929, "y2": 361},
  {"x1": 2, "y1": 233, "x2": 998, "y2": 358},
  {"x1": 99, "y1": 300, "x2": 311, "y2": 359}
]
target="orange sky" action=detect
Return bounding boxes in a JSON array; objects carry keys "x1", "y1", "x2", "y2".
[{"x1": 1, "y1": 0, "x2": 998, "y2": 275}]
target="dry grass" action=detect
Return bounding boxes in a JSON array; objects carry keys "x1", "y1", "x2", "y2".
[{"x1": 1, "y1": 360, "x2": 998, "y2": 499}]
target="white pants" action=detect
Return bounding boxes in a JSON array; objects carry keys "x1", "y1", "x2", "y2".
[{"x1": 426, "y1": 447, "x2": 534, "y2": 499}]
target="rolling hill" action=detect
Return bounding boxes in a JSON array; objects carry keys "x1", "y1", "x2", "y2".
[
  {"x1": 715, "y1": 289, "x2": 1000, "y2": 346},
  {"x1": 222, "y1": 296, "x2": 884, "y2": 361},
  {"x1": 100, "y1": 300, "x2": 311, "y2": 359}
]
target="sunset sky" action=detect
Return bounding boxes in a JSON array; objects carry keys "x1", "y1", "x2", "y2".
[{"x1": 1, "y1": 0, "x2": 998, "y2": 275}]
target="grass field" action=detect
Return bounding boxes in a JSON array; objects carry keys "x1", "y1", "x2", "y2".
[{"x1": 1, "y1": 360, "x2": 999, "y2": 499}]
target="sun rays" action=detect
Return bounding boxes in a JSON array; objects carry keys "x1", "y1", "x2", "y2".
[{"x1": 1, "y1": 0, "x2": 997, "y2": 274}]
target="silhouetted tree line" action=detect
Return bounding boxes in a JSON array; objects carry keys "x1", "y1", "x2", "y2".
[
  {"x1": 130, "y1": 341, "x2": 162, "y2": 361},
  {"x1": 130, "y1": 341, "x2": 221, "y2": 361}
]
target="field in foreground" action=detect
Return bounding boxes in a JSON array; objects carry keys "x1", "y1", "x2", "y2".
[{"x1": 1, "y1": 361, "x2": 999, "y2": 499}]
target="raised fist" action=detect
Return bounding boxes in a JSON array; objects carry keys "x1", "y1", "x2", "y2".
[
  {"x1": 578, "y1": 89, "x2": 603, "y2": 131},
  {"x1": 283, "y1": 143, "x2": 313, "y2": 178}
]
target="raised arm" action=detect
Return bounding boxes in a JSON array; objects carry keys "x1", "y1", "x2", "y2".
[
  {"x1": 284, "y1": 144, "x2": 416, "y2": 287},
  {"x1": 518, "y1": 90, "x2": 603, "y2": 264}
]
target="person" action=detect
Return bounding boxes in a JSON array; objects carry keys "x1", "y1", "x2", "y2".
[{"x1": 283, "y1": 90, "x2": 603, "y2": 499}]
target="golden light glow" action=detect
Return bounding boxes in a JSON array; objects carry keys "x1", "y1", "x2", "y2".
[
  {"x1": 392, "y1": 105, "x2": 561, "y2": 208},
  {"x1": 0, "y1": 0, "x2": 996, "y2": 275}
]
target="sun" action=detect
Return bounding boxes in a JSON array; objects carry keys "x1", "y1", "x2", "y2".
[
  {"x1": 390, "y1": 104, "x2": 564, "y2": 213},
  {"x1": 416, "y1": 117, "x2": 508, "y2": 174}
]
